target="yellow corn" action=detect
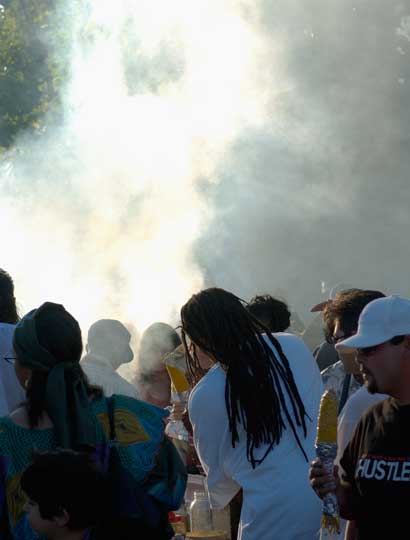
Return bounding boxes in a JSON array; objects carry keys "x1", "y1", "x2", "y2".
[{"x1": 316, "y1": 389, "x2": 338, "y2": 445}]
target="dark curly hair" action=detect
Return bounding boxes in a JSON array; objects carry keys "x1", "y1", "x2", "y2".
[
  {"x1": 323, "y1": 289, "x2": 385, "y2": 343},
  {"x1": 0, "y1": 268, "x2": 19, "y2": 324},
  {"x1": 247, "y1": 294, "x2": 290, "y2": 332}
]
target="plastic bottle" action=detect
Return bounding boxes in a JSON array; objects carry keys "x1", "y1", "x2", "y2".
[
  {"x1": 212, "y1": 505, "x2": 231, "y2": 539},
  {"x1": 189, "y1": 491, "x2": 213, "y2": 532}
]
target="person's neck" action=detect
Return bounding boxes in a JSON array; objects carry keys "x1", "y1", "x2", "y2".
[
  {"x1": 391, "y1": 382, "x2": 410, "y2": 405},
  {"x1": 85, "y1": 353, "x2": 115, "y2": 370},
  {"x1": 392, "y1": 392, "x2": 410, "y2": 406}
]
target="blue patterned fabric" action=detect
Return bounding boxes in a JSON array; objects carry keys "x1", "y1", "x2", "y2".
[{"x1": 0, "y1": 395, "x2": 185, "y2": 539}]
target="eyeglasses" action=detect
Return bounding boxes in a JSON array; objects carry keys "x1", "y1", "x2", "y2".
[
  {"x1": 328, "y1": 333, "x2": 354, "y2": 346},
  {"x1": 3, "y1": 356, "x2": 16, "y2": 365},
  {"x1": 357, "y1": 336, "x2": 405, "y2": 358}
]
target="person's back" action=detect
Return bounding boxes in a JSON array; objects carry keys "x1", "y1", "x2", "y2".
[
  {"x1": 189, "y1": 333, "x2": 322, "y2": 540},
  {"x1": 0, "y1": 269, "x2": 25, "y2": 415},
  {"x1": 0, "y1": 323, "x2": 25, "y2": 415},
  {"x1": 81, "y1": 359, "x2": 138, "y2": 398}
]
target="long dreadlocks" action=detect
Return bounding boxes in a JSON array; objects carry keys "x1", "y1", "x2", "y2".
[{"x1": 181, "y1": 287, "x2": 309, "y2": 468}]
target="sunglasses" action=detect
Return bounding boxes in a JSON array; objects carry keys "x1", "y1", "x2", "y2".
[{"x1": 357, "y1": 336, "x2": 405, "y2": 358}]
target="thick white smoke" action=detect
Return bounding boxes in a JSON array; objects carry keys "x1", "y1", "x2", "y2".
[
  {"x1": 2, "y1": 0, "x2": 410, "y2": 335},
  {"x1": 0, "y1": 0, "x2": 269, "y2": 331}
]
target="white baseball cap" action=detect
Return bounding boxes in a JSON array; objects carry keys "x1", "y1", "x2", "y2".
[{"x1": 336, "y1": 295, "x2": 410, "y2": 350}]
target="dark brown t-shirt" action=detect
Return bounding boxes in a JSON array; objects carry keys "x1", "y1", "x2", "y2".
[{"x1": 340, "y1": 398, "x2": 410, "y2": 540}]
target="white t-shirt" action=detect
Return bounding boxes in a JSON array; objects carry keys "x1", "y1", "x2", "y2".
[
  {"x1": 188, "y1": 333, "x2": 323, "y2": 540},
  {"x1": 336, "y1": 385, "x2": 387, "y2": 465},
  {"x1": 0, "y1": 323, "x2": 25, "y2": 416},
  {"x1": 334, "y1": 384, "x2": 387, "y2": 540}
]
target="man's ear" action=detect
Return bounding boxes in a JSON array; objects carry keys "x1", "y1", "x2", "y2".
[{"x1": 53, "y1": 508, "x2": 70, "y2": 528}]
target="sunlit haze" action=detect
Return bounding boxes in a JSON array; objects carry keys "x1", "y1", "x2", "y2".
[
  {"x1": 1, "y1": 0, "x2": 270, "y2": 333},
  {"x1": 2, "y1": 0, "x2": 410, "y2": 340}
]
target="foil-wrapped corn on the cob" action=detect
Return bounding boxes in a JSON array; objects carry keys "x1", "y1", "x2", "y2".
[{"x1": 315, "y1": 389, "x2": 340, "y2": 538}]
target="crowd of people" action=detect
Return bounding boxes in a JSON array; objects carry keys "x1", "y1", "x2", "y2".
[{"x1": 0, "y1": 267, "x2": 409, "y2": 540}]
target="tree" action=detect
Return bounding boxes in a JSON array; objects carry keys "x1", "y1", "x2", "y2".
[{"x1": 0, "y1": 0, "x2": 72, "y2": 153}]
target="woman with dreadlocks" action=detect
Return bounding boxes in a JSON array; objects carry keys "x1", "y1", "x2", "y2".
[{"x1": 182, "y1": 288, "x2": 322, "y2": 540}]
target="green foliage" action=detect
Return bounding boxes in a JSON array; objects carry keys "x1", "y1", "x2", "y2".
[{"x1": 0, "y1": 0, "x2": 73, "y2": 152}]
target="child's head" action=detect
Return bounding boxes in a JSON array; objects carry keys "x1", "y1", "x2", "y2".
[{"x1": 21, "y1": 449, "x2": 105, "y2": 538}]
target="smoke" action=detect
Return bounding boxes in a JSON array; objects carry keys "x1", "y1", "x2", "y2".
[
  {"x1": 1, "y1": 0, "x2": 266, "y2": 332},
  {"x1": 197, "y1": 0, "x2": 410, "y2": 316},
  {"x1": 2, "y1": 0, "x2": 410, "y2": 336}
]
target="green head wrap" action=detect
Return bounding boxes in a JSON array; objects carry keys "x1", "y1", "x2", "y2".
[{"x1": 13, "y1": 302, "x2": 96, "y2": 449}]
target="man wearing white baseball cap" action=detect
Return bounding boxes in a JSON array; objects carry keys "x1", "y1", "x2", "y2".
[
  {"x1": 336, "y1": 294, "x2": 410, "y2": 396},
  {"x1": 310, "y1": 295, "x2": 410, "y2": 540}
]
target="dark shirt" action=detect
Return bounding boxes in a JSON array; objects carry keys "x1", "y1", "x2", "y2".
[
  {"x1": 314, "y1": 341, "x2": 339, "y2": 371},
  {"x1": 340, "y1": 398, "x2": 410, "y2": 540}
]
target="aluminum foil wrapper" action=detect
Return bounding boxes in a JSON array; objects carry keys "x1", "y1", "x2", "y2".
[
  {"x1": 315, "y1": 443, "x2": 340, "y2": 536},
  {"x1": 166, "y1": 419, "x2": 189, "y2": 442},
  {"x1": 166, "y1": 389, "x2": 190, "y2": 442}
]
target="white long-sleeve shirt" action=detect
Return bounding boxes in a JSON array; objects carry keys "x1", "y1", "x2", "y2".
[{"x1": 189, "y1": 333, "x2": 322, "y2": 540}]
